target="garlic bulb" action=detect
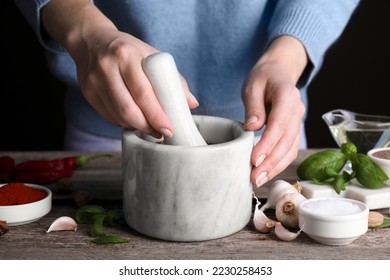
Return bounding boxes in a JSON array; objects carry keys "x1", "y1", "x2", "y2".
[
  {"x1": 46, "y1": 216, "x2": 78, "y2": 233},
  {"x1": 259, "y1": 180, "x2": 300, "y2": 212},
  {"x1": 275, "y1": 192, "x2": 307, "y2": 229}
]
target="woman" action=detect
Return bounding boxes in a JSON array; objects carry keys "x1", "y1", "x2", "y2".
[{"x1": 14, "y1": 0, "x2": 360, "y2": 187}]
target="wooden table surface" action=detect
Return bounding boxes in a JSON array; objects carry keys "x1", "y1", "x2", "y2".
[{"x1": 1, "y1": 150, "x2": 389, "y2": 260}]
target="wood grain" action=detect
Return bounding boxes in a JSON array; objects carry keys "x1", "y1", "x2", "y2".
[{"x1": 1, "y1": 150, "x2": 389, "y2": 260}]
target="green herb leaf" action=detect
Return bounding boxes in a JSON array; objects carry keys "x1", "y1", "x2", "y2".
[
  {"x1": 90, "y1": 235, "x2": 130, "y2": 244},
  {"x1": 105, "y1": 209, "x2": 123, "y2": 226},
  {"x1": 75, "y1": 205, "x2": 127, "y2": 245},
  {"x1": 372, "y1": 217, "x2": 390, "y2": 230},
  {"x1": 76, "y1": 205, "x2": 106, "y2": 224},
  {"x1": 297, "y1": 150, "x2": 347, "y2": 182},
  {"x1": 353, "y1": 154, "x2": 389, "y2": 188},
  {"x1": 297, "y1": 142, "x2": 389, "y2": 193},
  {"x1": 91, "y1": 213, "x2": 106, "y2": 237},
  {"x1": 330, "y1": 173, "x2": 351, "y2": 194},
  {"x1": 341, "y1": 142, "x2": 357, "y2": 158}
]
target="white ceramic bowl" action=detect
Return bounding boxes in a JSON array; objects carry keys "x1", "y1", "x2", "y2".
[
  {"x1": 367, "y1": 147, "x2": 390, "y2": 187},
  {"x1": 0, "y1": 183, "x2": 52, "y2": 226},
  {"x1": 298, "y1": 198, "x2": 368, "y2": 246}
]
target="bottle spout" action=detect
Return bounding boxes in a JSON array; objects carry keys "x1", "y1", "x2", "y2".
[{"x1": 322, "y1": 109, "x2": 354, "y2": 127}]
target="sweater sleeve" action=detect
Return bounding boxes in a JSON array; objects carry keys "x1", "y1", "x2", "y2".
[
  {"x1": 13, "y1": 0, "x2": 95, "y2": 53},
  {"x1": 13, "y1": 0, "x2": 67, "y2": 53},
  {"x1": 267, "y1": 0, "x2": 361, "y2": 88}
]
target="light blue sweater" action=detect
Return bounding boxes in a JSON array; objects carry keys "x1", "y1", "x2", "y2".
[{"x1": 14, "y1": 0, "x2": 360, "y2": 139}]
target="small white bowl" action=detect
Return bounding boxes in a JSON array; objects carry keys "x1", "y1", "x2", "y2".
[
  {"x1": 367, "y1": 147, "x2": 390, "y2": 187},
  {"x1": 298, "y1": 198, "x2": 368, "y2": 246},
  {"x1": 0, "y1": 183, "x2": 52, "y2": 226}
]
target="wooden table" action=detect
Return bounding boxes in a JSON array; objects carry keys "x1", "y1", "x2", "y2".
[{"x1": 1, "y1": 150, "x2": 389, "y2": 260}]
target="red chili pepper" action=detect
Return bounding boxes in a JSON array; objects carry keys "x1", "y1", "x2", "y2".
[
  {"x1": 3, "y1": 153, "x2": 112, "y2": 184},
  {"x1": 15, "y1": 153, "x2": 112, "y2": 172},
  {"x1": 14, "y1": 169, "x2": 75, "y2": 184},
  {"x1": 0, "y1": 156, "x2": 16, "y2": 182}
]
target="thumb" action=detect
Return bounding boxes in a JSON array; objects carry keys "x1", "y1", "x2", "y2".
[
  {"x1": 180, "y1": 75, "x2": 199, "y2": 109},
  {"x1": 241, "y1": 77, "x2": 267, "y2": 131}
]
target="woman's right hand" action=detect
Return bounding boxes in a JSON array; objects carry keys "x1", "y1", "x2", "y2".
[{"x1": 42, "y1": 0, "x2": 198, "y2": 138}]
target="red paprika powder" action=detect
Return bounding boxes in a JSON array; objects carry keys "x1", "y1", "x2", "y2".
[{"x1": 0, "y1": 183, "x2": 47, "y2": 206}]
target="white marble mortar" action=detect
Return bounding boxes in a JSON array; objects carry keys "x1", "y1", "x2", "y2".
[{"x1": 122, "y1": 115, "x2": 254, "y2": 241}]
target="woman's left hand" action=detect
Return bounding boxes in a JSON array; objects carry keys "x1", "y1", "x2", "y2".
[{"x1": 242, "y1": 36, "x2": 308, "y2": 187}]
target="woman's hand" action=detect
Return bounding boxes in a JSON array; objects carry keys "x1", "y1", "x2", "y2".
[
  {"x1": 42, "y1": 0, "x2": 198, "y2": 139},
  {"x1": 242, "y1": 36, "x2": 308, "y2": 187}
]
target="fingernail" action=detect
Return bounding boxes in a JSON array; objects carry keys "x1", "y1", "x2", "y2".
[
  {"x1": 190, "y1": 92, "x2": 199, "y2": 107},
  {"x1": 255, "y1": 154, "x2": 266, "y2": 167},
  {"x1": 245, "y1": 116, "x2": 258, "y2": 127},
  {"x1": 160, "y1": 128, "x2": 173, "y2": 138},
  {"x1": 255, "y1": 172, "x2": 268, "y2": 188}
]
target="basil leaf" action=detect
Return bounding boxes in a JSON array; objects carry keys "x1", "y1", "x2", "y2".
[
  {"x1": 331, "y1": 173, "x2": 352, "y2": 195},
  {"x1": 297, "y1": 150, "x2": 347, "y2": 182},
  {"x1": 324, "y1": 167, "x2": 340, "y2": 177},
  {"x1": 341, "y1": 142, "x2": 357, "y2": 158},
  {"x1": 91, "y1": 235, "x2": 130, "y2": 244},
  {"x1": 105, "y1": 209, "x2": 123, "y2": 226},
  {"x1": 76, "y1": 205, "x2": 106, "y2": 224},
  {"x1": 353, "y1": 154, "x2": 389, "y2": 188},
  {"x1": 341, "y1": 142, "x2": 359, "y2": 165},
  {"x1": 372, "y1": 217, "x2": 390, "y2": 230},
  {"x1": 91, "y1": 213, "x2": 106, "y2": 237}
]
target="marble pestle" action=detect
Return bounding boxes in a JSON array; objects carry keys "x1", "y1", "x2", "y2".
[{"x1": 142, "y1": 52, "x2": 207, "y2": 146}]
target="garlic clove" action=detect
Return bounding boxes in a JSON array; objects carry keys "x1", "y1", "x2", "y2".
[
  {"x1": 274, "y1": 222, "x2": 302, "y2": 241},
  {"x1": 253, "y1": 205, "x2": 276, "y2": 233},
  {"x1": 253, "y1": 193, "x2": 276, "y2": 233},
  {"x1": 46, "y1": 216, "x2": 78, "y2": 233}
]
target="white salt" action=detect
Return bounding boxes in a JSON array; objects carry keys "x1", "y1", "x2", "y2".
[{"x1": 301, "y1": 199, "x2": 362, "y2": 215}]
